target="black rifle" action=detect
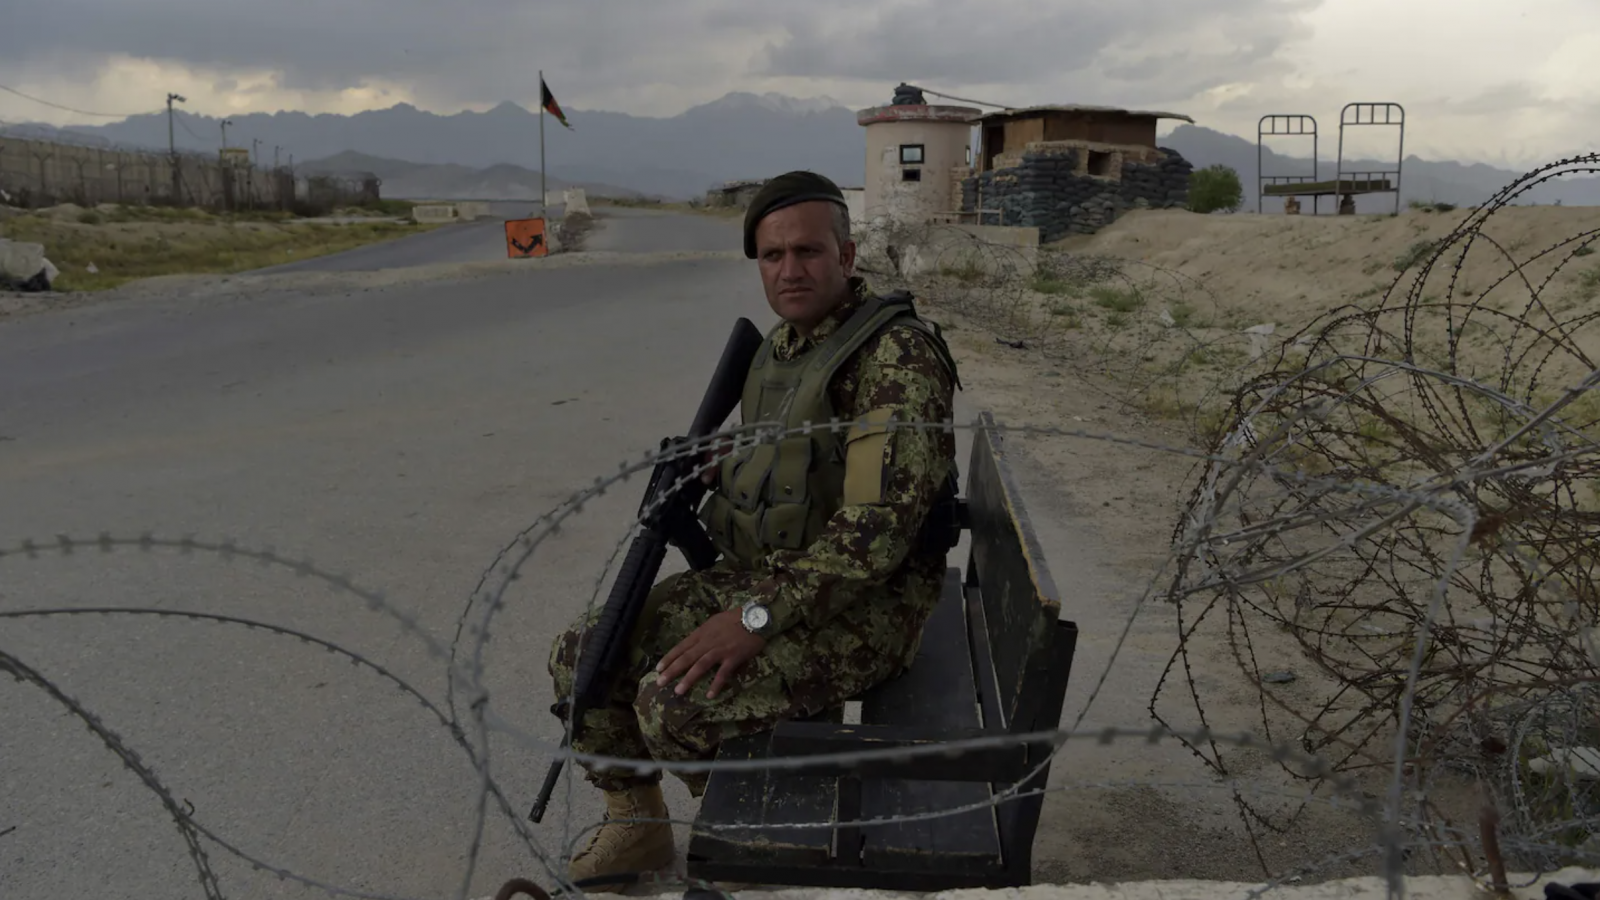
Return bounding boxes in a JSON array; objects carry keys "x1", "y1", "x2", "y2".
[{"x1": 529, "y1": 317, "x2": 764, "y2": 823}]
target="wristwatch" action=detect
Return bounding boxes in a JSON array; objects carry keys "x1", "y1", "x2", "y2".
[{"x1": 740, "y1": 601, "x2": 772, "y2": 635}]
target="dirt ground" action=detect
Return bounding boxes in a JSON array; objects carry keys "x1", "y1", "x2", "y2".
[
  {"x1": 941, "y1": 329, "x2": 1438, "y2": 885},
  {"x1": 896, "y1": 203, "x2": 1600, "y2": 885}
]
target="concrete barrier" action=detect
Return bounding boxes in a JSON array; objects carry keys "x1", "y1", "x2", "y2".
[
  {"x1": 0, "y1": 238, "x2": 58, "y2": 289},
  {"x1": 842, "y1": 188, "x2": 865, "y2": 227},
  {"x1": 412, "y1": 204, "x2": 456, "y2": 223},
  {"x1": 563, "y1": 188, "x2": 591, "y2": 216},
  {"x1": 858, "y1": 221, "x2": 1039, "y2": 280},
  {"x1": 467, "y1": 868, "x2": 1600, "y2": 900},
  {"x1": 455, "y1": 201, "x2": 490, "y2": 221}
]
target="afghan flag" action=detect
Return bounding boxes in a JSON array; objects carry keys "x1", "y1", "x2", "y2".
[{"x1": 541, "y1": 77, "x2": 572, "y2": 129}]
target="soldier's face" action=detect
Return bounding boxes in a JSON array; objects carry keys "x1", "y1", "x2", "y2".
[{"x1": 754, "y1": 202, "x2": 856, "y2": 335}]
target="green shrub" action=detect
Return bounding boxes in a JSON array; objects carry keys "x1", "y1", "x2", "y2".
[{"x1": 1187, "y1": 164, "x2": 1243, "y2": 214}]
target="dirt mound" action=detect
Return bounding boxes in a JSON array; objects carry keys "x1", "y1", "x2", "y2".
[{"x1": 1059, "y1": 205, "x2": 1600, "y2": 333}]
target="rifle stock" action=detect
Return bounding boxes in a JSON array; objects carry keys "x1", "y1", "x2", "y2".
[{"x1": 529, "y1": 316, "x2": 764, "y2": 823}]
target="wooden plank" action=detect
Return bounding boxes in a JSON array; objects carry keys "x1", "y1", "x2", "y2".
[
  {"x1": 1262, "y1": 178, "x2": 1393, "y2": 196},
  {"x1": 855, "y1": 566, "x2": 1003, "y2": 877},
  {"x1": 686, "y1": 859, "x2": 1011, "y2": 892},
  {"x1": 769, "y1": 721, "x2": 1030, "y2": 781},
  {"x1": 965, "y1": 411, "x2": 1062, "y2": 724},
  {"x1": 686, "y1": 732, "x2": 837, "y2": 868},
  {"x1": 994, "y1": 618, "x2": 1080, "y2": 879},
  {"x1": 964, "y1": 581, "x2": 1006, "y2": 732}
]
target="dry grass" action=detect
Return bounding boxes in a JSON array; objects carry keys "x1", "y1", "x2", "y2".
[
  {"x1": 3, "y1": 206, "x2": 439, "y2": 291},
  {"x1": 589, "y1": 195, "x2": 744, "y2": 219},
  {"x1": 907, "y1": 205, "x2": 1600, "y2": 450}
]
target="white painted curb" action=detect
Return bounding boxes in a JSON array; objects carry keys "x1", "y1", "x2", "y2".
[{"x1": 475, "y1": 868, "x2": 1599, "y2": 900}]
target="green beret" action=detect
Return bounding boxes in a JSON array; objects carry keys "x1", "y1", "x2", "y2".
[{"x1": 743, "y1": 170, "x2": 849, "y2": 259}]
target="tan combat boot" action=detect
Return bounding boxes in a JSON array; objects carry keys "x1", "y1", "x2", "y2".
[{"x1": 568, "y1": 782, "x2": 676, "y2": 892}]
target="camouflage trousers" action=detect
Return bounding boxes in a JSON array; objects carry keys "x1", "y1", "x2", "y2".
[{"x1": 547, "y1": 562, "x2": 910, "y2": 794}]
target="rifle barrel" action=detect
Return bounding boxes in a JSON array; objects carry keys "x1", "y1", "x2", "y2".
[
  {"x1": 528, "y1": 316, "x2": 764, "y2": 825},
  {"x1": 528, "y1": 749, "x2": 566, "y2": 823}
]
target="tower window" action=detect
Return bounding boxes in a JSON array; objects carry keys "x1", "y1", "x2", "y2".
[
  {"x1": 899, "y1": 144, "x2": 925, "y2": 165},
  {"x1": 902, "y1": 168, "x2": 922, "y2": 182}
]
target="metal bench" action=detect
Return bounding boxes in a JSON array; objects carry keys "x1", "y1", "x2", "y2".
[{"x1": 685, "y1": 411, "x2": 1079, "y2": 891}]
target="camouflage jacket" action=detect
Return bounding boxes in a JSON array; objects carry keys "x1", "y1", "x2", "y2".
[{"x1": 740, "y1": 276, "x2": 959, "y2": 645}]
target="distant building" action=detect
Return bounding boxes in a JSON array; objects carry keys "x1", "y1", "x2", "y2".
[
  {"x1": 855, "y1": 97, "x2": 981, "y2": 226},
  {"x1": 972, "y1": 104, "x2": 1186, "y2": 171},
  {"x1": 962, "y1": 104, "x2": 1198, "y2": 241},
  {"x1": 703, "y1": 178, "x2": 767, "y2": 210}
]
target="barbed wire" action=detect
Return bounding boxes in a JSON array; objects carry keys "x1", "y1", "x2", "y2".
[
  {"x1": 6, "y1": 153, "x2": 1600, "y2": 900},
  {"x1": 0, "y1": 127, "x2": 226, "y2": 162},
  {"x1": 1139, "y1": 154, "x2": 1600, "y2": 881},
  {"x1": 0, "y1": 83, "x2": 160, "y2": 119}
]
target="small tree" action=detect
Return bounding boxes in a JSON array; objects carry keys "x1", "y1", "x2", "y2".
[{"x1": 1188, "y1": 164, "x2": 1243, "y2": 214}]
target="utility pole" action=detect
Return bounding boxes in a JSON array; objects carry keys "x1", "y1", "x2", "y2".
[
  {"x1": 220, "y1": 119, "x2": 233, "y2": 150},
  {"x1": 166, "y1": 92, "x2": 186, "y2": 202},
  {"x1": 539, "y1": 69, "x2": 546, "y2": 218},
  {"x1": 252, "y1": 138, "x2": 261, "y2": 167},
  {"x1": 271, "y1": 145, "x2": 285, "y2": 209}
]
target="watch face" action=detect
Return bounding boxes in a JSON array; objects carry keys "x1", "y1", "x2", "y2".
[{"x1": 744, "y1": 604, "x2": 770, "y2": 630}]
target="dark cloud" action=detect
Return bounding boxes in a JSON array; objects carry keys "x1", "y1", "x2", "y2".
[
  {"x1": 0, "y1": 1, "x2": 755, "y2": 107},
  {"x1": 751, "y1": 0, "x2": 1319, "y2": 89},
  {"x1": 0, "y1": 0, "x2": 1321, "y2": 114},
  {"x1": 1438, "y1": 81, "x2": 1553, "y2": 116}
]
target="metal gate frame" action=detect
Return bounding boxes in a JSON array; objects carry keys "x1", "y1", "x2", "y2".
[
  {"x1": 1257, "y1": 114, "x2": 1320, "y2": 214},
  {"x1": 1336, "y1": 102, "x2": 1406, "y2": 215}
]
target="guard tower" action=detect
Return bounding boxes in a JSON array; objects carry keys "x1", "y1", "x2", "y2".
[
  {"x1": 856, "y1": 83, "x2": 980, "y2": 224},
  {"x1": 1259, "y1": 102, "x2": 1406, "y2": 215}
]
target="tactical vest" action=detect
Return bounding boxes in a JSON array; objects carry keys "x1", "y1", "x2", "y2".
[{"x1": 700, "y1": 290, "x2": 961, "y2": 568}]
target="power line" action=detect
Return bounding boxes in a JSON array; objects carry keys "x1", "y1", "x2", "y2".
[
  {"x1": 176, "y1": 114, "x2": 209, "y2": 144},
  {"x1": 902, "y1": 82, "x2": 1011, "y2": 108},
  {"x1": 0, "y1": 83, "x2": 154, "y2": 119}
]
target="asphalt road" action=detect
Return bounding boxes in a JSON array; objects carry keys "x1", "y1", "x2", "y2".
[
  {"x1": 259, "y1": 203, "x2": 741, "y2": 273},
  {"x1": 0, "y1": 258, "x2": 757, "y2": 899},
  {"x1": 581, "y1": 207, "x2": 744, "y2": 255},
  {"x1": 256, "y1": 200, "x2": 553, "y2": 273}
]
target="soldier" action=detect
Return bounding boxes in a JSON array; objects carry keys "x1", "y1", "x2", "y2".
[{"x1": 546, "y1": 170, "x2": 961, "y2": 888}]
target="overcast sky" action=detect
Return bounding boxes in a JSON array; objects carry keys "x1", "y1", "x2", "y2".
[{"x1": 0, "y1": 0, "x2": 1594, "y2": 170}]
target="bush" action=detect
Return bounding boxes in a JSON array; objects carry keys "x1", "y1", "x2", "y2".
[{"x1": 1188, "y1": 164, "x2": 1243, "y2": 215}]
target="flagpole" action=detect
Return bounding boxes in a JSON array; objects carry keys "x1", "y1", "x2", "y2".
[{"x1": 539, "y1": 69, "x2": 547, "y2": 220}]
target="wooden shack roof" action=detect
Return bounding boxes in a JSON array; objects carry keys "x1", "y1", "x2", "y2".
[{"x1": 971, "y1": 104, "x2": 1194, "y2": 126}]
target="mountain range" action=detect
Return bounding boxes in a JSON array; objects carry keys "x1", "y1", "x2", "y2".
[{"x1": 5, "y1": 92, "x2": 1595, "y2": 208}]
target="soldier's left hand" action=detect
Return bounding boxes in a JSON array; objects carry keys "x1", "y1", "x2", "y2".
[{"x1": 655, "y1": 610, "x2": 766, "y2": 700}]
